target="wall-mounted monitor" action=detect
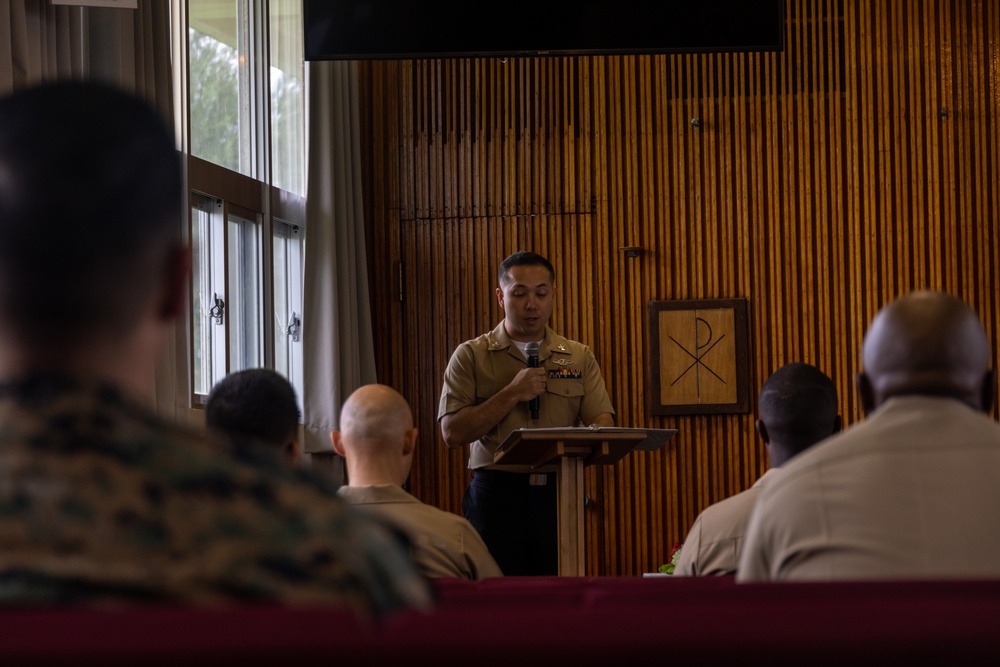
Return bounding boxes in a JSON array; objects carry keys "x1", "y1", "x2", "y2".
[{"x1": 304, "y1": 1, "x2": 784, "y2": 61}]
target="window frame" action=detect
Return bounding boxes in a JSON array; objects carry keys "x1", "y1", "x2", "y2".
[
  {"x1": 190, "y1": 191, "x2": 228, "y2": 399},
  {"x1": 187, "y1": 157, "x2": 270, "y2": 407},
  {"x1": 183, "y1": 0, "x2": 306, "y2": 414},
  {"x1": 271, "y1": 189, "x2": 306, "y2": 414}
]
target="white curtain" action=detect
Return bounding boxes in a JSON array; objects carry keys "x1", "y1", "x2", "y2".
[
  {"x1": 1, "y1": 0, "x2": 172, "y2": 113},
  {"x1": 302, "y1": 60, "x2": 377, "y2": 478},
  {"x1": 1, "y1": 0, "x2": 84, "y2": 94},
  {"x1": 0, "y1": 0, "x2": 184, "y2": 422}
]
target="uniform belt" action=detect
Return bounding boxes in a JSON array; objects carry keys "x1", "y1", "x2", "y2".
[{"x1": 473, "y1": 469, "x2": 553, "y2": 486}]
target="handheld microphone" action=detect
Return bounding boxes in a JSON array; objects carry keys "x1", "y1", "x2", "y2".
[{"x1": 525, "y1": 341, "x2": 540, "y2": 421}]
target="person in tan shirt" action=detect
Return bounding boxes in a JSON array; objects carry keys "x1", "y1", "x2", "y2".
[
  {"x1": 334, "y1": 384, "x2": 502, "y2": 580},
  {"x1": 675, "y1": 363, "x2": 841, "y2": 576},
  {"x1": 739, "y1": 291, "x2": 1000, "y2": 581},
  {"x1": 438, "y1": 251, "x2": 615, "y2": 575},
  {"x1": 205, "y1": 368, "x2": 302, "y2": 467}
]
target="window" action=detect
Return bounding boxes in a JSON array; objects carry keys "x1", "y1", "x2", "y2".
[
  {"x1": 190, "y1": 193, "x2": 265, "y2": 402},
  {"x1": 191, "y1": 193, "x2": 226, "y2": 396},
  {"x1": 188, "y1": 2, "x2": 255, "y2": 178},
  {"x1": 184, "y1": 0, "x2": 306, "y2": 409},
  {"x1": 269, "y1": 0, "x2": 305, "y2": 196},
  {"x1": 226, "y1": 208, "x2": 265, "y2": 373},
  {"x1": 273, "y1": 219, "x2": 304, "y2": 410},
  {"x1": 188, "y1": 0, "x2": 303, "y2": 189}
]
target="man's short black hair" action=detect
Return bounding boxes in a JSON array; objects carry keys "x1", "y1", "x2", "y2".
[
  {"x1": 0, "y1": 81, "x2": 182, "y2": 345},
  {"x1": 205, "y1": 369, "x2": 301, "y2": 450},
  {"x1": 758, "y1": 362, "x2": 839, "y2": 455},
  {"x1": 498, "y1": 251, "x2": 555, "y2": 286}
]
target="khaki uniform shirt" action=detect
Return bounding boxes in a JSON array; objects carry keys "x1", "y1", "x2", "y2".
[
  {"x1": 339, "y1": 484, "x2": 503, "y2": 580},
  {"x1": 438, "y1": 322, "x2": 615, "y2": 469},
  {"x1": 739, "y1": 396, "x2": 1000, "y2": 582},
  {"x1": 0, "y1": 374, "x2": 431, "y2": 616},
  {"x1": 674, "y1": 468, "x2": 781, "y2": 576}
]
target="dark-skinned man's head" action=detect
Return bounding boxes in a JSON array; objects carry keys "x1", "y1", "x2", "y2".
[{"x1": 858, "y1": 291, "x2": 995, "y2": 415}]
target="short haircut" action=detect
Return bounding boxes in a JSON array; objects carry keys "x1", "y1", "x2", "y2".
[
  {"x1": 497, "y1": 251, "x2": 555, "y2": 286},
  {"x1": 205, "y1": 369, "x2": 301, "y2": 450},
  {"x1": 0, "y1": 81, "x2": 182, "y2": 345},
  {"x1": 758, "y1": 362, "x2": 839, "y2": 454}
]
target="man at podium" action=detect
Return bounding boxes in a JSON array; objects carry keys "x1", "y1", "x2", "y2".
[{"x1": 438, "y1": 251, "x2": 615, "y2": 575}]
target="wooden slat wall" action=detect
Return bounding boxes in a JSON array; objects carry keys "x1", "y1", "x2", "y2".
[{"x1": 360, "y1": 0, "x2": 1000, "y2": 575}]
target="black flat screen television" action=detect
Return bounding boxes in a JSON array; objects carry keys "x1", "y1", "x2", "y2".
[{"x1": 304, "y1": 1, "x2": 784, "y2": 61}]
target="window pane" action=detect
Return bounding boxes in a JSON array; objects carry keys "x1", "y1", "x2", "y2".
[
  {"x1": 191, "y1": 194, "x2": 227, "y2": 396},
  {"x1": 273, "y1": 220, "x2": 304, "y2": 414},
  {"x1": 273, "y1": 228, "x2": 289, "y2": 374},
  {"x1": 227, "y1": 213, "x2": 264, "y2": 371},
  {"x1": 189, "y1": 0, "x2": 254, "y2": 177},
  {"x1": 270, "y1": 0, "x2": 305, "y2": 195}
]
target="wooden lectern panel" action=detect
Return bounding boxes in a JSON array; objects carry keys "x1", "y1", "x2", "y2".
[
  {"x1": 558, "y1": 456, "x2": 585, "y2": 575},
  {"x1": 493, "y1": 428, "x2": 677, "y2": 576}
]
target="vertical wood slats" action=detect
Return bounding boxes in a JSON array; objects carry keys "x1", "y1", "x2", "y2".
[{"x1": 360, "y1": 0, "x2": 1000, "y2": 575}]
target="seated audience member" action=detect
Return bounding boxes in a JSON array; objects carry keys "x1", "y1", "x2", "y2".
[
  {"x1": 333, "y1": 384, "x2": 503, "y2": 580},
  {"x1": 739, "y1": 290, "x2": 1000, "y2": 581},
  {"x1": 0, "y1": 81, "x2": 429, "y2": 614},
  {"x1": 206, "y1": 368, "x2": 302, "y2": 466},
  {"x1": 675, "y1": 363, "x2": 840, "y2": 576}
]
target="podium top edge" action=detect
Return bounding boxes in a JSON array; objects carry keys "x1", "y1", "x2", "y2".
[{"x1": 498, "y1": 427, "x2": 678, "y2": 452}]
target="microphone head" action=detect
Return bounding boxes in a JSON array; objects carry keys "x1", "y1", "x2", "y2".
[{"x1": 525, "y1": 341, "x2": 540, "y2": 358}]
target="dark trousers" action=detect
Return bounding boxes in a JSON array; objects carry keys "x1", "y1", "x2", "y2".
[{"x1": 462, "y1": 469, "x2": 558, "y2": 576}]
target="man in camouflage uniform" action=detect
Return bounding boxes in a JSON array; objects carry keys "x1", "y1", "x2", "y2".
[{"x1": 0, "y1": 81, "x2": 429, "y2": 616}]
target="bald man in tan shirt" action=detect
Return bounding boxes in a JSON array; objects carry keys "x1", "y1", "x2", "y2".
[
  {"x1": 333, "y1": 385, "x2": 502, "y2": 580},
  {"x1": 739, "y1": 291, "x2": 1000, "y2": 581}
]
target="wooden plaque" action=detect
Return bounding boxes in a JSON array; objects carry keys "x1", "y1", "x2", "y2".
[{"x1": 647, "y1": 298, "x2": 750, "y2": 415}]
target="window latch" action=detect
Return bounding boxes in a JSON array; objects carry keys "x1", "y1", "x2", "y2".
[
  {"x1": 286, "y1": 312, "x2": 301, "y2": 342},
  {"x1": 209, "y1": 293, "x2": 225, "y2": 325}
]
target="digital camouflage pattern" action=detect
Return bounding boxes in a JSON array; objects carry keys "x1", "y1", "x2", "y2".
[{"x1": 0, "y1": 374, "x2": 431, "y2": 615}]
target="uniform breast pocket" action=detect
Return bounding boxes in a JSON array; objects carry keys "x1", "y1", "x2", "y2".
[{"x1": 546, "y1": 379, "x2": 585, "y2": 399}]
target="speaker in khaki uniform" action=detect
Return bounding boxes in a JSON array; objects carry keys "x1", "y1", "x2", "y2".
[{"x1": 438, "y1": 251, "x2": 615, "y2": 576}]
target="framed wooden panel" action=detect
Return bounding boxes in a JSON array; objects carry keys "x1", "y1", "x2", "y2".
[{"x1": 647, "y1": 299, "x2": 750, "y2": 415}]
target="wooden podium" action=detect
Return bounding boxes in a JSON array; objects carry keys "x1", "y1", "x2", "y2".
[{"x1": 493, "y1": 426, "x2": 678, "y2": 576}]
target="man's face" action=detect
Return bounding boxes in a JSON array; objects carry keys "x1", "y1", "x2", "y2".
[{"x1": 496, "y1": 264, "x2": 554, "y2": 342}]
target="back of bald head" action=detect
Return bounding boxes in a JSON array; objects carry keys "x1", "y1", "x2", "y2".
[
  {"x1": 339, "y1": 384, "x2": 415, "y2": 455},
  {"x1": 861, "y1": 291, "x2": 993, "y2": 411}
]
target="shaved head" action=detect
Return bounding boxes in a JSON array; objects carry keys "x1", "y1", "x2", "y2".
[
  {"x1": 334, "y1": 385, "x2": 419, "y2": 486},
  {"x1": 860, "y1": 291, "x2": 993, "y2": 411},
  {"x1": 339, "y1": 385, "x2": 415, "y2": 454}
]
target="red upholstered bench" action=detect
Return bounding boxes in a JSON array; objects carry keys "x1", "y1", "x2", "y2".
[{"x1": 4, "y1": 578, "x2": 1000, "y2": 665}]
